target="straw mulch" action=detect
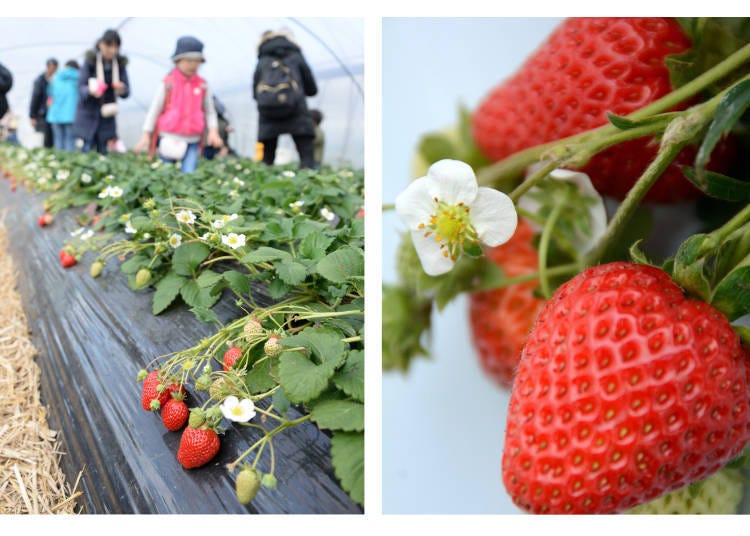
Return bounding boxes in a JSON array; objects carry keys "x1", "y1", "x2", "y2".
[{"x1": 0, "y1": 219, "x2": 82, "y2": 514}]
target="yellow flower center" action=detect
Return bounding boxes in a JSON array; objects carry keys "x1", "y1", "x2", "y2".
[{"x1": 418, "y1": 200, "x2": 479, "y2": 261}]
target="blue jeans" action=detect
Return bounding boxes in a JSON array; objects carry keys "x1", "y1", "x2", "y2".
[
  {"x1": 81, "y1": 130, "x2": 108, "y2": 155},
  {"x1": 160, "y1": 141, "x2": 200, "y2": 173},
  {"x1": 52, "y1": 123, "x2": 76, "y2": 152}
]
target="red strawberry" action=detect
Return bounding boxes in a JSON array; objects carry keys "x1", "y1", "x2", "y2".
[
  {"x1": 60, "y1": 252, "x2": 77, "y2": 268},
  {"x1": 162, "y1": 396, "x2": 189, "y2": 431},
  {"x1": 469, "y1": 220, "x2": 546, "y2": 388},
  {"x1": 503, "y1": 262, "x2": 750, "y2": 514},
  {"x1": 223, "y1": 346, "x2": 243, "y2": 371},
  {"x1": 472, "y1": 18, "x2": 734, "y2": 203},
  {"x1": 177, "y1": 425, "x2": 221, "y2": 469},
  {"x1": 38, "y1": 213, "x2": 53, "y2": 227},
  {"x1": 140, "y1": 370, "x2": 185, "y2": 411},
  {"x1": 10, "y1": 184, "x2": 16, "y2": 192}
]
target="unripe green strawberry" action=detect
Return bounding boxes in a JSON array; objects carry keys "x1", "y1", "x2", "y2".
[
  {"x1": 243, "y1": 318, "x2": 264, "y2": 342},
  {"x1": 264, "y1": 335, "x2": 282, "y2": 357},
  {"x1": 195, "y1": 374, "x2": 212, "y2": 391},
  {"x1": 209, "y1": 377, "x2": 242, "y2": 400},
  {"x1": 627, "y1": 467, "x2": 743, "y2": 514},
  {"x1": 236, "y1": 468, "x2": 261, "y2": 505},
  {"x1": 135, "y1": 268, "x2": 152, "y2": 289},
  {"x1": 90, "y1": 260, "x2": 104, "y2": 278},
  {"x1": 261, "y1": 473, "x2": 277, "y2": 489}
]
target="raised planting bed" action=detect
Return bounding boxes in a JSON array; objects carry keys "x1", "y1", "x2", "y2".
[{"x1": 0, "y1": 147, "x2": 364, "y2": 514}]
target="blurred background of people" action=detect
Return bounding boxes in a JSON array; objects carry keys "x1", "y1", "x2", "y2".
[
  {"x1": 0, "y1": 61, "x2": 12, "y2": 121},
  {"x1": 311, "y1": 108, "x2": 324, "y2": 168},
  {"x1": 73, "y1": 29, "x2": 130, "y2": 155},
  {"x1": 203, "y1": 95, "x2": 236, "y2": 159},
  {"x1": 0, "y1": 108, "x2": 20, "y2": 144},
  {"x1": 29, "y1": 57, "x2": 57, "y2": 148},
  {"x1": 46, "y1": 60, "x2": 80, "y2": 151},
  {"x1": 253, "y1": 29, "x2": 318, "y2": 169}
]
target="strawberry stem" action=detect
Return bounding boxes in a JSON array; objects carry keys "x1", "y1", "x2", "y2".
[
  {"x1": 583, "y1": 140, "x2": 689, "y2": 267},
  {"x1": 538, "y1": 197, "x2": 567, "y2": 298}
]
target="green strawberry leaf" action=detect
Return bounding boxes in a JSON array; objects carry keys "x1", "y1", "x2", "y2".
[
  {"x1": 275, "y1": 259, "x2": 308, "y2": 286},
  {"x1": 120, "y1": 253, "x2": 149, "y2": 274},
  {"x1": 190, "y1": 305, "x2": 220, "y2": 324},
  {"x1": 152, "y1": 271, "x2": 187, "y2": 314},
  {"x1": 418, "y1": 133, "x2": 458, "y2": 167},
  {"x1": 241, "y1": 246, "x2": 291, "y2": 264},
  {"x1": 673, "y1": 18, "x2": 750, "y2": 95},
  {"x1": 694, "y1": 78, "x2": 750, "y2": 188},
  {"x1": 710, "y1": 263, "x2": 750, "y2": 321},
  {"x1": 277, "y1": 350, "x2": 339, "y2": 403},
  {"x1": 332, "y1": 349, "x2": 364, "y2": 402},
  {"x1": 268, "y1": 278, "x2": 291, "y2": 300},
  {"x1": 299, "y1": 232, "x2": 335, "y2": 260},
  {"x1": 279, "y1": 326, "x2": 348, "y2": 366},
  {"x1": 330, "y1": 431, "x2": 364, "y2": 506},
  {"x1": 271, "y1": 387, "x2": 291, "y2": 417},
  {"x1": 316, "y1": 246, "x2": 364, "y2": 283},
  {"x1": 683, "y1": 167, "x2": 750, "y2": 202},
  {"x1": 172, "y1": 242, "x2": 211, "y2": 277},
  {"x1": 244, "y1": 358, "x2": 276, "y2": 394},
  {"x1": 309, "y1": 398, "x2": 364, "y2": 432},
  {"x1": 196, "y1": 269, "x2": 224, "y2": 288},
  {"x1": 672, "y1": 234, "x2": 712, "y2": 301},
  {"x1": 381, "y1": 284, "x2": 432, "y2": 372},
  {"x1": 606, "y1": 112, "x2": 677, "y2": 131},
  {"x1": 223, "y1": 270, "x2": 250, "y2": 295}
]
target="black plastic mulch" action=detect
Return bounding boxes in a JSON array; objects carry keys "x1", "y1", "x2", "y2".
[{"x1": 0, "y1": 178, "x2": 363, "y2": 514}]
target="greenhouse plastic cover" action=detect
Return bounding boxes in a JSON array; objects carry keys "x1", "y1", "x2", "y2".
[
  {"x1": 0, "y1": 17, "x2": 363, "y2": 168},
  {"x1": 0, "y1": 178, "x2": 362, "y2": 514}
]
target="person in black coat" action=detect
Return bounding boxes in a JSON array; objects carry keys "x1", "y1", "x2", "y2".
[
  {"x1": 253, "y1": 30, "x2": 318, "y2": 169},
  {"x1": 73, "y1": 29, "x2": 130, "y2": 154},
  {"x1": 0, "y1": 62, "x2": 12, "y2": 120},
  {"x1": 29, "y1": 58, "x2": 57, "y2": 148}
]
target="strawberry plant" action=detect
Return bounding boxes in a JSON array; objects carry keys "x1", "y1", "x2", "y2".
[
  {"x1": 384, "y1": 17, "x2": 750, "y2": 514},
  {"x1": 0, "y1": 143, "x2": 365, "y2": 509}
]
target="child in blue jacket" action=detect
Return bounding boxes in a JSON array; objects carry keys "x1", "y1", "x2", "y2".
[{"x1": 46, "y1": 60, "x2": 80, "y2": 151}]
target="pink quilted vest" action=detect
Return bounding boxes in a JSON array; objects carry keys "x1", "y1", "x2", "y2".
[{"x1": 156, "y1": 68, "x2": 207, "y2": 136}]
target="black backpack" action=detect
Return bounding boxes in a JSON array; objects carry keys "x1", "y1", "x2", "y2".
[{"x1": 255, "y1": 56, "x2": 302, "y2": 119}]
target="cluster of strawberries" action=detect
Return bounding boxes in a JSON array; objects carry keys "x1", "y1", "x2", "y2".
[{"x1": 140, "y1": 369, "x2": 222, "y2": 470}]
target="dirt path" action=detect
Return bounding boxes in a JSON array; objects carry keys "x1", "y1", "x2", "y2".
[{"x1": 0, "y1": 219, "x2": 80, "y2": 514}]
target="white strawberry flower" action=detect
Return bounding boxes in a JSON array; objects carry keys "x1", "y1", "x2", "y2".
[
  {"x1": 395, "y1": 159, "x2": 518, "y2": 276},
  {"x1": 221, "y1": 233, "x2": 246, "y2": 250},
  {"x1": 519, "y1": 166, "x2": 607, "y2": 255},
  {"x1": 320, "y1": 207, "x2": 336, "y2": 222},
  {"x1": 229, "y1": 190, "x2": 239, "y2": 199},
  {"x1": 212, "y1": 219, "x2": 226, "y2": 229},
  {"x1": 81, "y1": 173, "x2": 92, "y2": 184},
  {"x1": 56, "y1": 169, "x2": 70, "y2": 181},
  {"x1": 282, "y1": 170, "x2": 296, "y2": 178},
  {"x1": 222, "y1": 213, "x2": 239, "y2": 222},
  {"x1": 175, "y1": 209, "x2": 196, "y2": 225},
  {"x1": 81, "y1": 229, "x2": 94, "y2": 240},
  {"x1": 150, "y1": 161, "x2": 161, "y2": 169},
  {"x1": 232, "y1": 176, "x2": 245, "y2": 186},
  {"x1": 124, "y1": 220, "x2": 137, "y2": 234},
  {"x1": 219, "y1": 396, "x2": 256, "y2": 423},
  {"x1": 168, "y1": 233, "x2": 182, "y2": 248},
  {"x1": 70, "y1": 227, "x2": 85, "y2": 237},
  {"x1": 109, "y1": 186, "x2": 124, "y2": 198},
  {"x1": 97, "y1": 186, "x2": 111, "y2": 199}
]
